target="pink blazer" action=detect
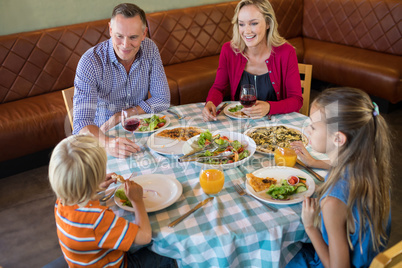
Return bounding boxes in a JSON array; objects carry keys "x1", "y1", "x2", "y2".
[{"x1": 206, "y1": 42, "x2": 303, "y2": 114}]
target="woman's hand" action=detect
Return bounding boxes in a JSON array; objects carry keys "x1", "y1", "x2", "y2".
[
  {"x1": 202, "y1": 101, "x2": 217, "y2": 121},
  {"x1": 302, "y1": 197, "x2": 317, "y2": 230},
  {"x1": 99, "y1": 173, "x2": 117, "y2": 189},
  {"x1": 241, "y1": 101, "x2": 270, "y2": 119}
]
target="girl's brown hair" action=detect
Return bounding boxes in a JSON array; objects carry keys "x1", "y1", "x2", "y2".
[
  {"x1": 230, "y1": 0, "x2": 286, "y2": 55},
  {"x1": 313, "y1": 87, "x2": 391, "y2": 252}
]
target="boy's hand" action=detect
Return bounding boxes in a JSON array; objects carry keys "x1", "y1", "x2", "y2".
[
  {"x1": 124, "y1": 180, "x2": 144, "y2": 203},
  {"x1": 99, "y1": 173, "x2": 117, "y2": 189}
]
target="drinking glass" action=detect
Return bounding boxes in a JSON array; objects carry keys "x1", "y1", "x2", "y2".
[
  {"x1": 274, "y1": 147, "x2": 297, "y2": 167},
  {"x1": 199, "y1": 166, "x2": 225, "y2": 195},
  {"x1": 121, "y1": 107, "x2": 140, "y2": 135},
  {"x1": 239, "y1": 84, "x2": 257, "y2": 108}
]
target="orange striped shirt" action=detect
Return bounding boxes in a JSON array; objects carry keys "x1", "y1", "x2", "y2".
[{"x1": 54, "y1": 199, "x2": 139, "y2": 267}]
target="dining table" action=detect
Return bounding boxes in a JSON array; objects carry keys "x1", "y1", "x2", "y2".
[{"x1": 105, "y1": 102, "x2": 328, "y2": 268}]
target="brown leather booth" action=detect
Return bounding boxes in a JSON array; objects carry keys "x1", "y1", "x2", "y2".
[{"x1": 0, "y1": 0, "x2": 401, "y2": 162}]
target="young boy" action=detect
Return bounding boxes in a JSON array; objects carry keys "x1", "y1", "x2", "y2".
[{"x1": 48, "y1": 135, "x2": 175, "y2": 267}]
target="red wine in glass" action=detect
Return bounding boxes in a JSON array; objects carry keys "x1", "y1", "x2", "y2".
[
  {"x1": 123, "y1": 118, "x2": 140, "y2": 132},
  {"x1": 240, "y1": 95, "x2": 257, "y2": 107},
  {"x1": 240, "y1": 84, "x2": 257, "y2": 108},
  {"x1": 121, "y1": 107, "x2": 139, "y2": 134}
]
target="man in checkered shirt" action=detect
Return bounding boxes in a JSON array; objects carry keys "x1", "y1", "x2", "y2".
[{"x1": 73, "y1": 3, "x2": 170, "y2": 158}]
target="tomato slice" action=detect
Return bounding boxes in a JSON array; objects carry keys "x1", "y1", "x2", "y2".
[
  {"x1": 287, "y1": 176, "x2": 299, "y2": 185},
  {"x1": 157, "y1": 122, "x2": 165, "y2": 128}
]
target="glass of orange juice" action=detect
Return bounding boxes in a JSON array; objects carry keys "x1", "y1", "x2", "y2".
[
  {"x1": 199, "y1": 166, "x2": 225, "y2": 195},
  {"x1": 274, "y1": 147, "x2": 297, "y2": 167}
]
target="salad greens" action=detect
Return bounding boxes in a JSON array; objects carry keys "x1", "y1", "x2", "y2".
[
  {"x1": 195, "y1": 130, "x2": 250, "y2": 164},
  {"x1": 197, "y1": 130, "x2": 213, "y2": 148},
  {"x1": 115, "y1": 189, "x2": 132, "y2": 207},
  {"x1": 266, "y1": 178, "x2": 307, "y2": 200},
  {"x1": 228, "y1": 105, "x2": 243, "y2": 112},
  {"x1": 138, "y1": 115, "x2": 166, "y2": 132}
]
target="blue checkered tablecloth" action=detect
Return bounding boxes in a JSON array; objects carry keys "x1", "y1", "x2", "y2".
[{"x1": 106, "y1": 102, "x2": 328, "y2": 268}]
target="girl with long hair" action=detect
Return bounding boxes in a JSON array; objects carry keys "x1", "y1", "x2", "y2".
[{"x1": 287, "y1": 87, "x2": 392, "y2": 267}]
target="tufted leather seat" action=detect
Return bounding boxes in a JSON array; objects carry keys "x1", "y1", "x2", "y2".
[{"x1": 0, "y1": 0, "x2": 401, "y2": 162}]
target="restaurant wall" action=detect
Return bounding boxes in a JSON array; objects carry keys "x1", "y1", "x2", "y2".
[{"x1": 0, "y1": 0, "x2": 234, "y2": 36}]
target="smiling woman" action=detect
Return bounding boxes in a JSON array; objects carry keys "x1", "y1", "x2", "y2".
[{"x1": 203, "y1": 0, "x2": 303, "y2": 121}]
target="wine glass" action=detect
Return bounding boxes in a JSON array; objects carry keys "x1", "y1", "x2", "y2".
[
  {"x1": 239, "y1": 84, "x2": 257, "y2": 108},
  {"x1": 121, "y1": 107, "x2": 140, "y2": 135},
  {"x1": 199, "y1": 166, "x2": 225, "y2": 195}
]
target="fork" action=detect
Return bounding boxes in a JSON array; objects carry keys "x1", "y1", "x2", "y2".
[
  {"x1": 167, "y1": 109, "x2": 187, "y2": 120},
  {"x1": 233, "y1": 182, "x2": 278, "y2": 212}
]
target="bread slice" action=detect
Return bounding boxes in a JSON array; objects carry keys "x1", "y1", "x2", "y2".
[
  {"x1": 246, "y1": 173, "x2": 277, "y2": 192},
  {"x1": 112, "y1": 174, "x2": 125, "y2": 183}
]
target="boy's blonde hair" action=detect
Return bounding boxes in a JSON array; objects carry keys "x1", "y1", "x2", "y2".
[
  {"x1": 48, "y1": 135, "x2": 107, "y2": 206},
  {"x1": 231, "y1": 0, "x2": 287, "y2": 55}
]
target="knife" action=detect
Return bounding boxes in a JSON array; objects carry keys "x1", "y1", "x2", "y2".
[
  {"x1": 216, "y1": 103, "x2": 228, "y2": 115},
  {"x1": 168, "y1": 197, "x2": 214, "y2": 228},
  {"x1": 296, "y1": 159, "x2": 325, "y2": 182}
]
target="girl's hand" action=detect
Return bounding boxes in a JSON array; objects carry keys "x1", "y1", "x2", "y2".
[
  {"x1": 302, "y1": 197, "x2": 317, "y2": 230},
  {"x1": 99, "y1": 173, "x2": 117, "y2": 189},
  {"x1": 241, "y1": 101, "x2": 270, "y2": 118},
  {"x1": 202, "y1": 101, "x2": 217, "y2": 121},
  {"x1": 290, "y1": 141, "x2": 316, "y2": 166},
  {"x1": 290, "y1": 141, "x2": 331, "y2": 170}
]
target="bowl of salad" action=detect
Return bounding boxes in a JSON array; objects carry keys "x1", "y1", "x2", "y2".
[
  {"x1": 181, "y1": 130, "x2": 256, "y2": 169},
  {"x1": 134, "y1": 114, "x2": 170, "y2": 133}
]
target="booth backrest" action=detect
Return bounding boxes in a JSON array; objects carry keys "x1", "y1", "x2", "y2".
[
  {"x1": 303, "y1": 0, "x2": 402, "y2": 55},
  {"x1": 146, "y1": 2, "x2": 237, "y2": 66},
  {"x1": 0, "y1": 19, "x2": 110, "y2": 104}
]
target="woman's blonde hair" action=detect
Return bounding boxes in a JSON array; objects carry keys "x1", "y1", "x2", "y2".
[
  {"x1": 48, "y1": 135, "x2": 107, "y2": 206},
  {"x1": 313, "y1": 87, "x2": 391, "y2": 252},
  {"x1": 231, "y1": 0, "x2": 287, "y2": 55}
]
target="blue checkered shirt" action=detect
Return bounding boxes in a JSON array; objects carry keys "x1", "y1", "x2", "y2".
[{"x1": 72, "y1": 37, "x2": 170, "y2": 134}]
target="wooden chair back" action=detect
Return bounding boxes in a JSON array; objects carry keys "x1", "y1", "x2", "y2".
[
  {"x1": 298, "y1": 63, "x2": 313, "y2": 116},
  {"x1": 370, "y1": 241, "x2": 402, "y2": 268},
  {"x1": 61, "y1": 87, "x2": 74, "y2": 131}
]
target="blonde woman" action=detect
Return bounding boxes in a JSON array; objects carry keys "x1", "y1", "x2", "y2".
[
  {"x1": 287, "y1": 88, "x2": 391, "y2": 267},
  {"x1": 48, "y1": 135, "x2": 175, "y2": 267},
  {"x1": 203, "y1": 0, "x2": 302, "y2": 121}
]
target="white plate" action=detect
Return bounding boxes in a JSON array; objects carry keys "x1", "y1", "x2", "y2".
[
  {"x1": 182, "y1": 131, "x2": 256, "y2": 170},
  {"x1": 245, "y1": 167, "x2": 315, "y2": 205},
  {"x1": 128, "y1": 114, "x2": 170, "y2": 133},
  {"x1": 223, "y1": 102, "x2": 250, "y2": 119},
  {"x1": 114, "y1": 174, "x2": 182, "y2": 212},
  {"x1": 147, "y1": 126, "x2": 205, "y2": 155},
  {"x1": 244, "y1": 124, "x2": 308, "y2": 155}
]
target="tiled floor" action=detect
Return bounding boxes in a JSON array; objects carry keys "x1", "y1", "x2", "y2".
[{"x1": 0, "y1": 86, "x2": 401, "y2": 268}]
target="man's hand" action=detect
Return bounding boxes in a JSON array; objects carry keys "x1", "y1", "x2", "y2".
[
  {"x1": 100, "y1": 113, "x2": 120, "y2": 132},
  {"x1": 103, "y1": 137, "x2": 141, "y2": 158},
  {"x1": 241, "y1": 101, "x2": 270, "y2": 119},
  {"x1": 202, "y1": 101, "x2": 217, "y2": 121}
]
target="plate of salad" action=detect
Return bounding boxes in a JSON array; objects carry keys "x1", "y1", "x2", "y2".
[
  {"x1": 224, "y1": 102, "x2": 249, "y2": 119},
  {"x1": 245, "y1": 167, "x2": 315, "y2": 205},
  {"x1": 181, "y1": 130, "x2": 256, "y2": 169},
  {"x1": 134, "y1": 114, "x2": 170, "y2": 133},
  {"x1": 114, "y1": 174, "x2": 182, "y2": 212}
]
